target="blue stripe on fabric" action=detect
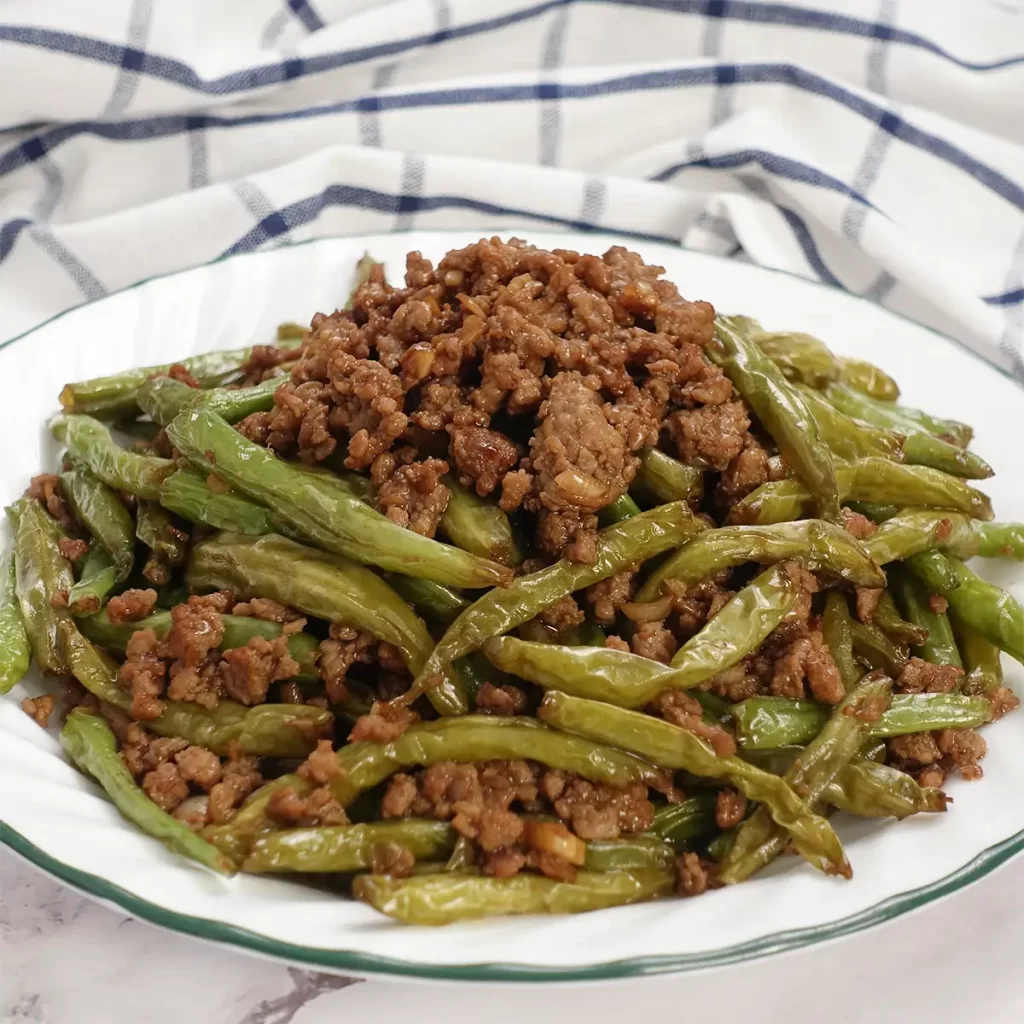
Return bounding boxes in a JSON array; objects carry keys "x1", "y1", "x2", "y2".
[
  {"x1": 651, "y1": 149, "x2": 880, "y2": 210},
  {"x1": 984, "y1": 288, "x2": 1024, "y2": 307},
  {"x1": 0, "y1": 0, "x2": 1016, "y2": 100},
  {"x1": 218, "y1": 184, "x2": 677, "y2": 258},
  {"x1": 1, "y1": 63, "x2": 1021, "y2": 213},
  {"x1": 287, "y1": 0, "x2": 324, "y2": 32},
  {"x1": 774, "y1": 205, "x2": 842, "y2": 288}
]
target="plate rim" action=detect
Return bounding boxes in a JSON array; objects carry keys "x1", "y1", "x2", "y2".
[{"x1": 2, "y1": 229, "x2": 1022, "y2": 983}]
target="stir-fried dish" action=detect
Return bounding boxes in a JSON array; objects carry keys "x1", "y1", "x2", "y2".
[{"x1": 5, "y1": 237, "x2": 1022, "y2": 925}]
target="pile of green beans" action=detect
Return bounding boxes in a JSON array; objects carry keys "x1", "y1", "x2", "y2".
[{"x1": 4, "y1": 277, "x2": 1022, "y2": 928}]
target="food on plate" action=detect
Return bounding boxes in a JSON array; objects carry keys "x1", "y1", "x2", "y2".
[{"x1": 5, "y1": 237, "x2": 1021, "y2": 925}]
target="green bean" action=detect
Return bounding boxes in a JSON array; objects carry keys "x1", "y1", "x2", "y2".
[
  {"x1": 60, "y1": 621, "x2": 330, "y2": 756},
  {"x1": 403, "y1": 502, "x2": 705, "y2": 713},
  {"x1": 846, "y1": 501, "x2": 902, "y2": 523},
  {"x1": 58, "y1": 415, "x2": 174, "y2": 500},
  {"x1": 538, "y1": 691, "x2": 846, "y2": 876},
  {"x1": 872, "y1": 589, "x2": 928, "y2": 648},
  {"x1": 908, "y1": 552, "x2": 1024, "y2": 664},
  {"x1": 863, "y1": 511, "x2": 976, "y2": 567},
  {"x1": 712, "y1": 316, "x2": 839, "y2": 522},
  {"x1": 78, "y1": 607, "x2": 320, "y2": 682},
  {"x1": 964, "y1": 522, "x2": 1024, "y2": 560},
  {"x1": 599, "y1": 493, "x2": 642, "y2": 526},
  {"x1": 821, "y1": 590, "x2": 860, "y2": 690},
  {"x1": 884, "y1": 402, "x2": 972, "y2": 448},
  {"x1": 354, "y1": 869, "x2": 675, "y2": 925},
  {"x1": 0, "y1": 551, "x2": 31, "y2": 693},
  {"x1": 159, "y1": 467, "x2": 281, "y2": 535},
  {"x1": 720, "y1": 673, "x2": 890, "y2": 884},
  {"x1": 633, "y1": 448, "x2": 704, "y2": 505},
  {"x1": 486, "y1": 565, "x2": 797, "y2": 707},
  {"x1": 581, "y1": 836, "x2": 677, "y2": 872},
  {"x1": 58, "y1": 340, "x2": 301, "y2": 418},
  {"x1": 636, "y1": 520, "x2": 885, "y2": 603},
  {"x1": 386, "y1": 575, "x2": 470, "y2": 625},
  {"x1": 950, "y1": 617, "x2": 1002, "y2": 697},
  {"x1": 9, "y1": 498, "x2": 74, "y2": 674},
  {"x1": 836, "y1": 357, "x2": 900, "y2": 401},
  {"x1": 187, "y1": 531, "x2": 434, "y2": 681},
  {"x1": 825, "y1": 760, "x2": 949, "y2": 818},
  {"x1": 825, "y1": 384, "x2": 990, "y2": 478},
  {"x1": 732, "y1": 693, "x2": 992, "y2": 748},
  {"x1": 742, "y1": 747, "x2": 947, "y2": 818},
  {"x1": 890, "y1": 568, "x2": 962, "y2": 668},
  {"x1": 754, "y1": 329, "x2": 838, "y2": 389},
  {"x1": 850, "y1": 621, "x2": 909, "y2": 677},
  {"x1": 454, "y1": 652, "x2": 497, "y2": 704},
  {"x1": 136, "y1": 501, "x2": 188, "y2": 586},
  {"x1": 243, "y1": 820, "x2": 457, "y2": 873},
  {"x1": 736, "y1": 460, "x2": 993, "y2": 526},
  {"x1": 795, "y1": 383, "x2": 904, "y2": 462},
  {"x1": 439, "y1": 477, "x2": 523, "y2": 567},
  {"x1": 648, "y1": 794, "x2": 718, "y2": 848},
  {"x1": 59, "y1": 465, "x2": 135, "y2": 582},
  {"x1": 61, "y1": 710, "x2": 233, "y2": 873},
  {"x1": 67, "y1": 547, "x2": 118, "y2": 615},
  {"x1": 138, "y1": 374, "x2": 283, "y2": 426},
  {"x1": 167, "y1": 408, "x2": 512, "y2": 589}
]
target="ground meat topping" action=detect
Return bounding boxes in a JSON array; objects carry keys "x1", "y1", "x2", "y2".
[
  {"x1": 888, "y1": 732, "x2": 941, "y2": 766},
  {"x1": 448, "y1": 426, "x2": 519, "y2": 497},
  {"x1": 715, "y1": 788, "x2": 747, "y2": 829},
  {"x1": 265, "y1": 785, "x2": 349, "y2": 828},
  {"x1": 58, "y1": 537, "x2": 89, "y2": 562},
  {"x1": 231, "y1": 598, "x2": 302, "y2": 623},
  {"x1": 650, "y1": 690, "x2": 736, "y2": 758},
  {"x1": 106, "y1": 588, "x2": 159, "y2": 624},
  {"x1": 21, "y1": 694, "x2": 56, "y2": 728},
  {"x1": 369, "y1": 841, "x2": 416, "y2": 878},
  {"x1": 895, "y1": 657, "x2": 964, "y2": 695},
  {"x1": 668, "y1": 400, "x2": 749, "y2": 471},
  {"x1": 630, "y1": 622, "x2": 678, "y2": 663},
  {"x1": 937, "y1": 727, "x2": 986, "y2": 780},
  {"x1": 855, "y1": 587, "x2": 884, "y2": 623},
  {"x1": 370, "y1": 449, "x2": 450, "y2": 536},
  {"x1": 25, "y1": 474, "x2": 76, "y2": 533},
  {"x1": 348, "y1": 702, "x2": 419, "y2": 743},
  {"x1": 537, "y1": 594, "x2": 585, "y2": 633},
  {"x1": 678, "y1": 852, "x2": 717, "y2": 897},
  {"x1": 585, "y1": 570, "x2": 636, "y2": 626},
  {"x1": 475, "y1": 682, "x2": 528, "y2": 716},
  {"x1": 218, "y1": 635, "x2": 299, "y2": 706},
  {"x1": 841, "y1": 507, "x2": 878, "y2": 540},
  {"x1": 986, "y1": 686, "x2": 1021, "y2": 720}
]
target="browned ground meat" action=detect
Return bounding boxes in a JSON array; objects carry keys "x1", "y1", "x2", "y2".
[
  {"x1": 650, "y1": 691, "x2": 736, "y2": 758},
  {"x1": 348, "y1": 702, "x2": 419, "y2": 743},
  {"x1": 21, "y1": 694, "x2": 55, "y2": 728},
  {"x1": 585, "y1": 570, "x2": 636, "y2": 625},
  {"x1": 665, "y1": 573, "x2": 734, "y2": 639},
  {"x1": 370, "y1": 841, "x2": 416, "y2": 878},
  {"x1": 143, "y1": 762, "x2": 189, "y2": 812},
  {"x1": 841, "y1": 507, "x2": 878, "y2": 539},
  {"x1": 678, "y1": 852, "x2": 716, "y2": 897},
  {"x1": 630, "y1": 623, "x2": 678, "y2": 663},
  {"x1": 26, "y1": 474, "x2": 76, "y2": 532},
  {"x1": 537, "y1": 594, "x2": 585, "y2": 633},
  {"x1": 475, "y1": 682, "x2": 528, "y2": 716},
  {"x1": 58, "y1": 537, "x2": 89, "y2": 562},
  {"x1": 381, "y1": 758, "x2": 653, "y2": 875},
  {"x1": 106, "y1": 588, "x2": 159, "y2": 624},
  {"x1": 896, "y1": 657, "x2": 964, "y2": 694},
  {"x1": 370, "y1": 449, "x2": 450, "y2": 536},
  {"x1": 937, "y1": 727, "x2": 986, "y2": 780},
  {"x1": 237, "y1": 344, "x2": 301, "y2": 386},
  {"x1": 668, "y1": 400, "x2": 749, "y2": 470},
  {"x1": 166, "y1": 363, "x2": 201, "y2": 388},
  {"x1": 888, "y1": 732, "x2": 941, "y2": 766},
  {"x1": 717, "y1": 436, "x2": 770, "y2": 505},
  {"x1": 987, "y1": 686, "x2": 1021, "y2": 719},
  {"x1": 855, "y1": 587, "x2": 883, "y2": 623},
  {"x1": 928, "y1": 594, "x2": 949, "y2": 615},
  {"x1": 316, "y1": 624, "x2": 381, "y2": 703},
  {"x1": 266, "y1": 785, "x2": 349, "y2": 827},
  {"x1": 235, "y1": 238, "x2": 719, "y2": 560},
  {"x1": 219, "y1": 635, "x2": 299, "y2": 705},
  {"x1": 715, "y1": 789, "x2": 746, "y2": 829},
  {"x1": 296, "y1": 739, "x2": 340, "y2": 785},
  {"x1": 448, "y1": 426, "x2": 520, "y2": 496}
]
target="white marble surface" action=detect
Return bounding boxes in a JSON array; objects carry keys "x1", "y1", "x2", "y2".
[{"x1": 3, "y1": 847, "x2": 1023, "y2": 1023}]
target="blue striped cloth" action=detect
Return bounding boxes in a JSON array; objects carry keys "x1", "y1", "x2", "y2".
[{"x1": 1, "y1": 1, "x2": 1022, "y2": 379}]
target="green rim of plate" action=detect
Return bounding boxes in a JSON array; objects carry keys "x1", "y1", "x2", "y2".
[{"x1": 2, "y1": 231, "x2": 1022, "y2": 982}]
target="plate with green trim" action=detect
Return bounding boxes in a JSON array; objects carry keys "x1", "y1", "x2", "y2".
[{"x1": 2, "y1": 231, "x2": 1023, "y2": 982}]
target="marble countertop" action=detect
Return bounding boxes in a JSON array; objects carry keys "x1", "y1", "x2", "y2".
[{"x1": 3, "y1": 847, "x2": 1023, "y2": 1024}]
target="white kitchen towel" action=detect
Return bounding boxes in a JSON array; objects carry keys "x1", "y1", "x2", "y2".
[{"x1": 0, "y1": 1, "x2": 1021, "y2": 380}]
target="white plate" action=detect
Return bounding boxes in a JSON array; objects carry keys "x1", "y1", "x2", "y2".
[{"x1": 1, "y1": 232, "x2": 1022, "y2": 983}]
